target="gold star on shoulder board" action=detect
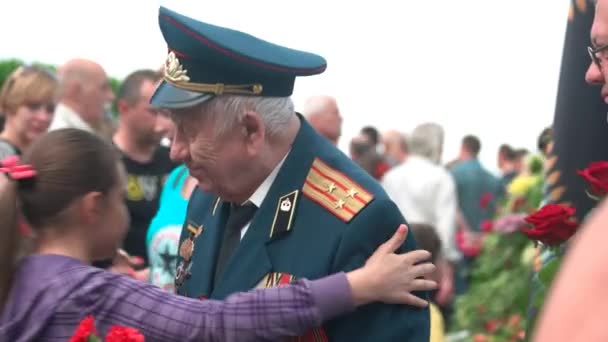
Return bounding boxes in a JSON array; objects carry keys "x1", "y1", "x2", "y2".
[
  {"x1": 334, "y1": 199, "x2": 345, "y2": 209},
  {"x1": 346, "y1": 188, "x2": 358, "y2": 198},
  {"x1": 327, "y1": 182, "x2": 337, "y2": 194}
]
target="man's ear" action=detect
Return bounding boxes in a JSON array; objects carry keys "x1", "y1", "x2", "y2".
[
  {"x1": 241, "y1": 110, "x2": 265, "y2": 155},
  {"x1": 116, "y1": 99, "x2": 131, "y2": 116},
  {"x1": 78, "y1": 191, "x2": 105, "y2": 226}
]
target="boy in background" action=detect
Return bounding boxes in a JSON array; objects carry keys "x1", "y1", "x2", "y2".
[{"x1": 410, "y1": 223, "x2": 446, "y2": 342}]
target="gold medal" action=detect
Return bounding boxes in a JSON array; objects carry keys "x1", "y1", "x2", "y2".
[{"x1": 179, "y1": 238, "x2": 194, "y2": 261}]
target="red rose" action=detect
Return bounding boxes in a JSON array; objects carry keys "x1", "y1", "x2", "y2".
[
  {"x1": 521, "y1": 204, "x2": 579, "y2": 246},
  {"x1": 485, "y1": 320, "x2": 500, "y2": 333},
  {"x1": 106, "y1": 326, "x2": 145, "y2": 342},
  {"x1": 479, "y1": 192, "x2": 493, "y2": 209},
  {"x1": 69, "y1": 316, "x2": 98, "y2": 342},
  {"x1": 480, "y1": 220, "x2": 493, "y2": 233},
  {"x1": 578, "y1": 161, "x2": 608, "y2": 197}
]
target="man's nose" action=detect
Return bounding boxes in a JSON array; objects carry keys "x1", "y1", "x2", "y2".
[
  {"x1": 585, "y1": 61, "x2": 605, "y2": 85},
  {"x1": 170, "y1": 135, "x2": 189, "y2": 162}
]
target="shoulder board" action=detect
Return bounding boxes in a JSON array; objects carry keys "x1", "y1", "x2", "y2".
[{"x1": 302, "y1": 158, "x2": 374, "y2": 222}]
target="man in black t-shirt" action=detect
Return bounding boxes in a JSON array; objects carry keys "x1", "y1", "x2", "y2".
[{"x1": 113, "y1": 69, "x2": 178, "y2": 266}]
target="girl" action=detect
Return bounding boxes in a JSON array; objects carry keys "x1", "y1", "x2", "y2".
[
  {"x1": 0, "y1": 128, "x2": 436, "y2": 341},
  {"x1": 0, "y1": 65, "x2": 57, "y2": 158}
]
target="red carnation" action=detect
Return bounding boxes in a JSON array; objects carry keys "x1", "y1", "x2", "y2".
[
  {"x1": 106, "y1": 326, "x2": 145, "y2": 342},
  {"x1": 521, "y1": 204, "x2": 579, "y2": 246},
  {"x1": 479, "y1": 192, "x2": 493, "y2": 209},
  {"x1": 578, "y1": 161, "x2": 608, "y2": 198},
  {"x1": 69, "y1": 316, "x2": 98, "y2": 342}
]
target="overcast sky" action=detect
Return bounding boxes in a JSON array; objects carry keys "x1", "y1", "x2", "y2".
[{"x1": 1, "y1": 0, "x2": 572, "y2": 173}]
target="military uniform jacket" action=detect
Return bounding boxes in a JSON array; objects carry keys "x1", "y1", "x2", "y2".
[{"x1": 176, "y1": 117, "x2": 430, "y2": 341}]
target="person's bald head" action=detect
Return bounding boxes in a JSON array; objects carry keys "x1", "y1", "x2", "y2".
[
  {"x1": 383, "y1": 130, "x2": 408, "y2": 164},
  {"x1": 57, "y1": 58, "x2": 115, "y2": 127},
  {"x1": 303, "y1": 95, "x2": 342, "y2": 144}
]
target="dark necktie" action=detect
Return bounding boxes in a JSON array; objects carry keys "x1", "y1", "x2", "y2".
[{"x1": 214, "y1": 202, "x2": 257, "y2": 286}]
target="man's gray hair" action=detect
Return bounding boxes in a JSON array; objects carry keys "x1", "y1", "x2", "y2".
[
  {"x1": 203, "y1": 95, "x2": 294, "y2": 139},
  {"x1": 408, "y1": 123, "x2": 444, "y2": 164}
]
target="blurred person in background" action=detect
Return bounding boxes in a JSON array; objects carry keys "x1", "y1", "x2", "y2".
[
  {"x1": 113, "y1": 69, "x2": 179, "y2": 268},
  {"x1": 350, "y1": 135, "x2": 391, "y2": 180},
  {"x1": 360, "y1": 125, "x2": 381, "y2": 152},
  {"x1": 449, "y1": 135, "x2": 502, "y2": 294},
  {"x1": 0, "y1": 65, "x2": 57, "y2": 159},
  {"x1": 382, "y1": 130, "x2": 408, "y2": 166},
  {"x1": 382, "y1": 122, "x2": 458, "y2": 317},
  {"x1": 537, "y1": 127, "x2": 553, "y2": 157},
  {"x1": 497, "y1": 144, "x2": 518, "y2": 188},
  {"x1": 50, "y1": 58, "x2": 115, "y2": 140},
  {"x1": 410, "y1": 223, "x2": 447, "y2": 342},
  {"x1": 303, "y1": 95, "x2": 342, "y2": 145}
]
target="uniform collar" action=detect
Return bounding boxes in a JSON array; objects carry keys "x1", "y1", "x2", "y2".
[{"x1": 246, "y1": 150, "x2": 290, "y2": 207}]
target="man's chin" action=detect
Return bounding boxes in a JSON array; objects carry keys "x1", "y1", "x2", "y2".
[{"x1": 195, "y1": 179, "x2": 214, "y2": 193}]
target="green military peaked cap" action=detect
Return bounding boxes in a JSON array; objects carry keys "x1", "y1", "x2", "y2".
[{"x1": 151, "y1": 6, "x2": 328, "y2": 108}]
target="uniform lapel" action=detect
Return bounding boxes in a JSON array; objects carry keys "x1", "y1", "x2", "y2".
[
  {"x1": 181, "y1": 196, "x2": 229, "y2": 297},
  {"x1": 211, "y1": 115, "x2": 318, "y2": 298}
]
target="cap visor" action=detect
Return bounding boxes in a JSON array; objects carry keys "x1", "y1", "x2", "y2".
[{"x1": 150, "y1": 81, "x2": 214, "y2": 109}]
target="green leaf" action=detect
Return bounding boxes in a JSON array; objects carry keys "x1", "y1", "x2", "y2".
[
  {"x1": 87, "y1": 335, "x2": 102, "y2": 342},
  {"x1": 538, "y1": 257, "x2": 562, "y2": 286}
]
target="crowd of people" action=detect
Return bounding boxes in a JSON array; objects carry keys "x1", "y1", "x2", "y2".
[
  {"x1": 303, "y1": 95, "x2": 553, "y2": 337},
  {"x1": 0, "y1": 54, "x2": 551, "y2": 341}
]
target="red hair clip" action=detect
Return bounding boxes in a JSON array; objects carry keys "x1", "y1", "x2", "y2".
[{"x1": 0, "y1": 155, "x2": 37, "y2": 180}]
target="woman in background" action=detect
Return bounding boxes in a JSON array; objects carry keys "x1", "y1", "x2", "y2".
[{"x1": 0, "y1": 65, "x2": 57, "y2": 158}]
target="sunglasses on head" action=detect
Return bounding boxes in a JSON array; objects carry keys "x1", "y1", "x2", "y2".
[{"x1": 24, "y1": 102, "x2": 55, "y2": 113}]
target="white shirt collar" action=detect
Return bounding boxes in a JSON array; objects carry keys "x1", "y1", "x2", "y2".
[
  {"x1": 51, "y1": 103, "x2": 94, "y2": 133},
  {"x1": 246, "y1": 150, "x2": 290, "y2": 208}
]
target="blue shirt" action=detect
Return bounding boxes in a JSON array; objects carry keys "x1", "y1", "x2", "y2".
[
  {"x1": 146, "y1": 165, "x2": 190, "y2": 292},
  {"x1": 450, "y1": 159, "x2": 502, "y2": 232}
]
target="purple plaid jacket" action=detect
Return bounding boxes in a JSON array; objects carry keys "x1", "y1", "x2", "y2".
[{"x1": 0, "y1": 254, "x2": 353, "y2": 341}]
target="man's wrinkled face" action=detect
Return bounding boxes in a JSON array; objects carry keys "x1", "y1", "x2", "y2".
[{"x1": 167, "y1": 104, "x2": 255, "y2": 199}]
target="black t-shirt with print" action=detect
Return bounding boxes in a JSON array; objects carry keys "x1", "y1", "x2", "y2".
[{"x1": 120, "y1": 146, "x2": 179, "y2": 266}]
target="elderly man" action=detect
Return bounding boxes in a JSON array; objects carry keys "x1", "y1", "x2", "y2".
[
  {"x1": 383, "y1": 130, "x2": 408, "y2": 166},
  {"x1": 50, "y1": 58, "x2": 115, "y2": 140},
  {"x1": 151, "y1": 6, "x2": 433, "y2": 341},
  {"x1": 303, "y1": 95, "x2": 343, "y2": 145}
]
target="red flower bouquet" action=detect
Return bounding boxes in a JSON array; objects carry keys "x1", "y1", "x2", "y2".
[{"x1": 69, "y1": 316, "x2": 144, "y2": 342}]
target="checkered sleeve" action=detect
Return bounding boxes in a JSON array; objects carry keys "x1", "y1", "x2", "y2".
[{"x1": 53, "y1": 267, "x2": 353, "y2": 342}]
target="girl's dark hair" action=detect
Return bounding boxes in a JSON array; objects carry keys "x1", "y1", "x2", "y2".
[
  {"x1": 0, "y1": 128, "x2": 120, "y2": 307},
  {"x1": 409, "y1": 223, "x2": 442, "y2": 264}
]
